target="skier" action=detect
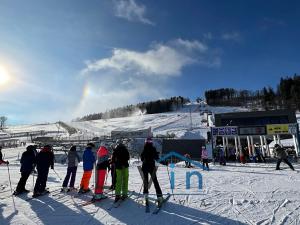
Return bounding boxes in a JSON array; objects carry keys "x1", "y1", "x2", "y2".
[
  {"x1": 112, "y1": 140, "x2": 130, "y2": 203},
  {"x1": 239, "y1": 147, "x2": 246, "y2": 164},
  {"x1": 184, "y1": 153, "x2": 191, "y2": 168},
  {"x1": 62, "y1": 146, "x2": 80, "y2": 192},
  {"x1": 79, "y1": 143, "x2": 96, "y2": 193},
  {"x1": 141, "y1": 137, "x2": 163, "y2": 206},
  {"x1": 33, "y1": 145, "x2": 54, "y2": 197},
  {"x1": 274, "y1": 144, "x2": 294, "y2": 171},
  {"x1": 0, "y1": 146, "x2": 9, "y2": 165},
  {"x1": 201, "y1": 146, "x2": 209, "y2": 170},
  {"x1": 14, "y1": 145, "x2": 36, "y2": 195},
  {"x1": 93, "y1": 143, "x2": 110, "y2": 200},
  {"x1": 219, "y1": 146, "x2": 226, "y2": 166}
]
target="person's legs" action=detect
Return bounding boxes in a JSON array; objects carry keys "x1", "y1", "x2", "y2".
[
  {"x1": 80, "y1": 170, "x2": 92, "y2": 190},
  {"x1": 40, "y1": 169, "x2": 49, "y2": 192},
  {"x1": 16, "y1": 172, "x2": 30, "y2": 192},
  {"x1": 34, "y1": 170, "x2": 42, "y2": 193},
  {"x1": 149, "y1": 167, "x2": 162, "y2": 197},
  {"x1": 142, "y1": 167, "x2": 149, "y2": 194},
  {"x1": 115, "y1": 169, "x2": 122, "y2": 196},
  {"x1": 283, "y1": 159, "x2": 295, "y2": 170},
  {"x1": 69, "y1": 167, "x2": 77, "y2": 188},
  {"x1": 62, "y1": 167, "x2": 72, "y2": 187},
  {"x1": 95, "y1": 169, "x2": 106, "y2": 194},
  {"x1": 121, "y1": 168, "x2": 129, "y2": 197},
  {"x1": 276, "y1": 159, "x2": 282, "y2": 170}
]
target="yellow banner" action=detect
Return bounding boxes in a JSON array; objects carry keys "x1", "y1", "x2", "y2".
[{"x1": 267, "y1": 124, "x2": 289, "y2": 135}]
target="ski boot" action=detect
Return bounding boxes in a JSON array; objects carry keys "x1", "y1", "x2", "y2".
[
  {"x1": 93, "y1": 193, "x2": 107, "y2": 201},
  {"x1": 114, "y1": 195, "x2": 121, "y2": 203},
  {"x1": 157, "y1": 196, "x2": 164, "y2": 208},
  {"x1": 61, "y1": 187, "x2": 68, "y2": 193}
]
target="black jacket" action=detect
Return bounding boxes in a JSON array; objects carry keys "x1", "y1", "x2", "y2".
[
  {"x1": 141, "y1": 143, "x2": 159, "y2": 168},
  {"x1": 36, "y1": 148, "x2": 54, "y2": 171},
  {"x1": 20, "y1": 149, "x2": 36, "y2": 173},
  {"x1": 112, "y1": 144, "x2": 130, "y2": 169}
]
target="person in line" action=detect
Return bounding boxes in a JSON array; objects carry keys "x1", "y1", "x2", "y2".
[
  {"x1": 0, "y1": 146, "x2": 9, "y2": 165},
  {"x1": 219, "y1": 146, "x2": 226, "y2": 166},
  {"x1": 141, "y1": 137, "x2": 163, "y2": 206},
  {"x1": 201, "y1": 146, "x2": 209, "y2": 170},
  {"x1": 33, "y1": 145, "x2": 54, "y2": 197},
  {"x1": 112, "y1": 140, "x2": 130, "y2": 203},
  {"x1": 79, "y1": 143, "x2": 96, "y2": 193},
  {"x1": 14, "y1": 145, "x2": 36, "y2": 195},
  {"x1": 274, "y1": 144, "x2": 294, "y2": 171},
  {"x1": 93, "y1": 143, "x2": 110, "y2": 200},
  {"x1": 109, "y1": 148, "x2": 116, "y2": 190},
  {"x1": 62, "y1": 146, "x2": 80, "y2": 192}
]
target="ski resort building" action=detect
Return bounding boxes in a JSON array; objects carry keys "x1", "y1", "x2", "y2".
[{"x1": 212, "y1": 110, "x2": 300, "y2": 158}]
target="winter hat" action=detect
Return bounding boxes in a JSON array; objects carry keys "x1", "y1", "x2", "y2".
[
  {"x1": 26, "y1": 145, "x2": 35, "y2": 152},
  {"x1": 87, "y1": 143, "x2": 95, "y2": 148},
  {"x1": 145, "y1": 137, "x2": 153, "y2": 144}
]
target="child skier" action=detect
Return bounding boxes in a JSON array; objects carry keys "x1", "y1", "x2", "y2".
[
  {"x1": 141, "y1": 137, "x2": 163, "y2": 206},
  {"x1": 14, "y1": 145, "x2": 36, "y2": 195},
  {"x1": 79, "y1": 143, "x2": 96, "y2": 193},
  {"x1": 33, "y1": 145, "x2": 54, "y2": 197},
  {"x1": 62, "y1": 146, "x2": 80, "y2": 192},
  {"x1": 93, "y1": 143, "x2": 110, "y2": 200},
  {"x1": 112, "y1": 141, "x2": 130, "y2": 203},
  {"x1": 201, "y1": 146, "x2": 209, "y2": 170}
]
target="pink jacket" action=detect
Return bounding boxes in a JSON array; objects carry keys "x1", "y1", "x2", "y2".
[{"x1": 201, "y1": 149, "x2": 208, "y2": 159}]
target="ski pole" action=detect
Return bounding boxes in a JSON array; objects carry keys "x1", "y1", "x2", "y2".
[
  {"x1": 53, "y1": 169, "x2": 62, "y2": 180},
  {"x1": 7, "y1": 164, "x2": 16, "y2": 211}
]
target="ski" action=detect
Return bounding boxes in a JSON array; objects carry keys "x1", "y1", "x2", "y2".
[
  {"x1": 107, "y1": 192, "x2": 134, "y2": 210},
  {"x1": 152, "y1": 193, "x2": 171, "y2": 214}
]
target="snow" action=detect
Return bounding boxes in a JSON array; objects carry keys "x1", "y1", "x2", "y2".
[{"x1": 1, "y1": 146, "x2": 300, "y2": 225}]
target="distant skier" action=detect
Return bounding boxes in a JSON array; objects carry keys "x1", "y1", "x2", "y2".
[
  {"x1": 0, "y1": 146, "x2": 9, "y2": 165},
  {"x1": 112, "y1": 140, "x2": 130, "y2": 203},
  {"x1": 219, "y1": 146, "x2": 226, "y2": 166},
  {"x1": 239, "y1": 147, "x2": 246, "y2": 164},
  {"x1": 184, "y1": 153, "x2": 191, "y2": 168},
  {"x1": 274, "y1": 144, "x2": 294, "y2": 171},
  {"x1": 201, "y1": 146, "x2": 209, "y2": 170},
  {"x1": 33, "y1": 145, "x2": 54, "y2": 197},
  {"x1": 62, "y1": 146, "x2": 80, "y2": 192},
  {"x1": 79, "y1": 143, "x2": 96, "y2": 193},
  {"x1": 254, "y1": 144, "x2": 266, "y2": 163},
  {"x1": 93, "y1": 143, "x2": 110, "y2": 200},
  {"x1": 141, "y1": 137, "x2": 163, "y2": 206},
  {"x1": 14, "y1": 145, "x2": 36, "y2": 195}
]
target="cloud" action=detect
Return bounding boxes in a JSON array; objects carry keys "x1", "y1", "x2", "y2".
[
  {"x1": 221, "y1": 32, "x2": 241, "y2": 42},
  {"x1": 83, "y1": 39, "x2": 219, "y2": 76},
  {"x1": 77, "y1": 39, "x2": 221, "y2": 118},
  {"x1": 113, "y1": 0, "x2": 154, "y2": 25}
]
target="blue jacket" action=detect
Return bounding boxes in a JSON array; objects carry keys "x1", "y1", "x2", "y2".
[{"x1": 83, "y1": 147, "x2": 96, "y2": 171}]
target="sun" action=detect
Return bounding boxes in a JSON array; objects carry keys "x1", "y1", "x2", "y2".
[{"x1": 0, "y1": 65, "x2": 10, "y2": 86}]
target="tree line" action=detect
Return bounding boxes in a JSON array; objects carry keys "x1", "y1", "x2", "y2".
[
  {"x1": 75, "y1": 96, "x2": 190, "y2": 122},
  {"x1": 204, "y1": 74, "x2": 300, "y2": 110}
]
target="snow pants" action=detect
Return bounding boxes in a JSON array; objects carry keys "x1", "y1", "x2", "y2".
[
  {"x1": 80, "y1": 170, "x2": 92, "y2": 190},
  {"x1": 16, "y1": 171, "x2": 31, "y2": 192},
  {"x1": 62, "y1": 166, "x2": 77, "y2": 188},
  {"x1": 115, "y1": 168, "x2": 128, "y2": 196},
  {"x1": 34, "y1": 168, "x2": 49, "y2": 193},
  {"x1": 276, "y1": 158, "x2": 294, "y2": 170},
  {"x1": 95, "y1": 169, "x2": 106, "y2": 194},
  {"x1": 142, "y1": 164, "x2": 162, "y2": 197}
]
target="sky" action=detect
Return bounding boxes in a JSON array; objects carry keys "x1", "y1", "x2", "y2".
[{"x1": 0, "y1": 0, "x2": 299, "y2": 124}]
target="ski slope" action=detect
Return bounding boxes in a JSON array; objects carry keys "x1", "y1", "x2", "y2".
[{"x1": 1, "y1": 146, "x2": 300, "y2": 225}]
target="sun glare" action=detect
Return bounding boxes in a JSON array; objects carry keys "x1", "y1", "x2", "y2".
[{"x1": 0, "y1": 65, "x2": 10, "y2": 86}]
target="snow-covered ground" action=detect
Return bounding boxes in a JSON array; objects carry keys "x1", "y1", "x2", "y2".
[{"x1": 1, "y1": 147, "x2": 300, "y2": 225}]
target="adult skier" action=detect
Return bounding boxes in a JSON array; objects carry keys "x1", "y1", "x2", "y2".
[
  {"x1": 109, "y1": 151, "x2": 116, "y2": 190},
  {"x1": 93, "y1": 143, "x2": 110, "y2": 200},
  {"x1": 201, "y1": 146, "x2": 209, "y2": 170},
  {"x1": 112, "y1": 140, "x2": 130, "y2": 203},
  {"x1": 33, "y1": 145, "x2": 54, "y2": 197},
  {"x1": 274, "y1": 144, "x2": 294, "y2": 171},
  {"x1": 62, "y1": 146, "x2": 80, "y2": 192},
  {"x1": 0, "y1": 146, "x2": 9, "y2": 165},
  {"x1": 14, "y1": 145, "x2": 36, "y2": 195},
  {"x1": 141, "y1": 138, "x2": 163, "y2": 206},
  {"x1": 79, "y1": 143, "x2": 96, "y2": 193}
]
